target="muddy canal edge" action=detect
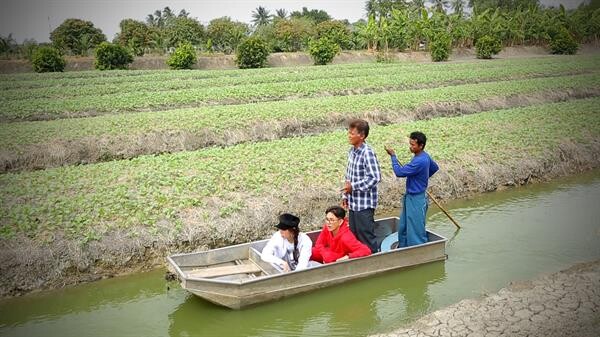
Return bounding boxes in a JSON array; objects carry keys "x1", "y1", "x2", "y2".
[
  {"x1": 1, "y1": 141, "x2": 599, "y2": 298},
  {"x1": 371, "y1": 259, "x2": 600, "y2": 337}
]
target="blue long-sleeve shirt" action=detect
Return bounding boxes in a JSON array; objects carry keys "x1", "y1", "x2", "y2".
[{"x1": 390, "y1": 152, "x2": 439, "y2": 194}]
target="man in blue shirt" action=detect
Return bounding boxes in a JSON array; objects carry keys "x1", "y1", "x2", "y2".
[
  {"x1": 342, "y1": 119, "x2": 381, "y2": 253},
  {"x1": 385, "y1": 131, "x2": 439, "y2": 247}
]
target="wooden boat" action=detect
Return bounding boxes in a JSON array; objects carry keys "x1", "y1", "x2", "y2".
[{"x1": 167, "y1": 217, "x2": 447, "y2": 309}]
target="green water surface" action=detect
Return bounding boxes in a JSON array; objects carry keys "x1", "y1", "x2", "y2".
[{"x1": 1, "y1": 171, "x2": 599, "y2": 337}]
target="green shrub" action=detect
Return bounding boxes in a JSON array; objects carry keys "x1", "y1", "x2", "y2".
[
  {"x1": 429, "y1": 32, "x2": 452, "y2": 62},
  {"x1": 167, "y1": 42, "x2": 197, "y2": 70},
  {"x1": 235, "y1": 37, "x2": 270, "y2": 69},
  {"x1": 31, "y1": 47, "x2": 66, "y2": 73},
  {"x1": 94, "y1": 42, "x2": 134, "y2": 70},
  {"x1": 309, "y1": 37, "x2": 340, "y2": 65},
  {"x1": 315, "y1": 20, "x2": 353, "y2": 50},
  {"x1": 475, "y1": 35, "x2": 502, "y2": 59},
  {"x1": 549, "y1": 29, "x2": 578, "y2": 55}
]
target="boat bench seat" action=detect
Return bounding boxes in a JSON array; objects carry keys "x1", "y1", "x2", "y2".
[
  {"x1": 249, "y1": 247, "x2": 283, "y2": 275},
  {"x1": 187, "y1": 263, "x2": 262, "y2": 279}
]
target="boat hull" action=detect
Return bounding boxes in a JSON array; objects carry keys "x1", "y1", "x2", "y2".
[{"x1": 168, "y1": 217, "x2": 447, "y2": 309}]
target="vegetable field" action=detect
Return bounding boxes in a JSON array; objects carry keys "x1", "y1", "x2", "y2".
[{"x1": 1, "y1": 54, "x2": 600, "y2": 246}]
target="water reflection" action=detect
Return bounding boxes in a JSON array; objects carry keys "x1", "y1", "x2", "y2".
[
  {"x1": 167, "y1": 262, "x2": 446, "y2": 337},
  {"x1": 0, "y1": 269, "x2": 166, "y2": 329},
  {"x1": 0, "y1": 269, "x2": 181, "y2": 337}
]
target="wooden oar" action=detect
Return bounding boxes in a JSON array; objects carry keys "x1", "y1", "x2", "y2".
[{"x1": 426, "y1": 190, "x2": 461, "y2": 229}]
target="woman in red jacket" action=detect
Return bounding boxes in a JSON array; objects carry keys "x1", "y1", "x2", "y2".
[{"x1": 311, "y1": 205, "x2": 372, "y2": 263}]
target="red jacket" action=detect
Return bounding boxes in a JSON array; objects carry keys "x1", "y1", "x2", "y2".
[{"x1": 311, "y1": 219, "x2": 372, "y2": 263}]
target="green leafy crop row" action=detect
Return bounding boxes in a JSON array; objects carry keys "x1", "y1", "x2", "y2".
[
  {"x1": 2, "y1": 54, "x2": 586, "y2": 91},
  {"x1": 1, "y1": 73, "x2": 598, "y2": 151},
  {"x1": 2, "y1": 55, "x2": 598, "y2": 120},
  {"x1": 1, "y1": 97, "x2": 599, "y2": 240}
]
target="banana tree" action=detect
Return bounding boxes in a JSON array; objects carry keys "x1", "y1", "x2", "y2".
[
  {"x1": 389, "y1": 8, "x2": 410, "y2": 50},
  {"x1": 357, "y1": 14, "x2": 379, "y2": 51},
  {"x1": 504, "y1": 9, "x2": 525, "y2": 46},
  {"x1": 407, "y1": 8, "x2": 430, "y2": 50},
  {"x1": 472, "y1": 8, "x2": 507, "y2": 44},
  {"x1": 448, "y1": 13, "x2": 473, "y2": 48}
]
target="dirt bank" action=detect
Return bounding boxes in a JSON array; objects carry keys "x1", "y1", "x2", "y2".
[
  {"x1": 0, "y1": 137, "x2": 599, "y2": 298},
  {"x1": 2, "y1": 45, "x2": 598, "y2": 74},
  {"x1": 371, "y1": 259, "x2": 600, "y2": 337}
]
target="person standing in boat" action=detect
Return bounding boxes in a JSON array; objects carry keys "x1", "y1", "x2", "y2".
[
  {"x1": 311, "y1": 205, "x2": 372, "y2": 263},
  {"x1": 384, "y1": 131, "x2": 439, "y2": 247},
  {"x1": 342, "y1": 119, "x2": 381, "y2": 253},
  {"x1": 261, "y1": 213, "x2": 313, "y2": 272}
]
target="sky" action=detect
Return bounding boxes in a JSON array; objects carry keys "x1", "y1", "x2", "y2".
[{"x1": 0, "y1": 0, "x2": 587, "y2": 43}]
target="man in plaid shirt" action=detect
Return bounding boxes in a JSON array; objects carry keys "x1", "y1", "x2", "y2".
[{"x1": 342, "y1": 119, "x2": 381, "y2": 253}]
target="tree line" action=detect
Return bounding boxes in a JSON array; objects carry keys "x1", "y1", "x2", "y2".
[{"x1": 1, "y1": 0, "x2": 598, "y2": 67}]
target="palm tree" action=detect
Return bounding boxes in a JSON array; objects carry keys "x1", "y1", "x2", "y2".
[
  {"x1": 76, "y1": 34, "x2": 93, "y2": 56},
  {"x1": 178, "y1": 9, "x2": 190, "y2": 18},
  {"x1": 0, "y1": 34, "x2": 16, "y2": 55},
  {"x1": 146, "y1": 10, "x2": 163, "y2": 28},
  {"x1": 275, "y1": 8, "x2": 288, "y2": 19},
  {"x1": 252, "y1": 6, "x2": 272, "y2": 27},
  {"x1": 410, "y1": 0, "x2": 426, "y2": 17},
  {"x1": 451, "y1": 0, "x2": 465, "y2": 17},
  {"x1": 366, "y1": 0, "x2": 408, "y2": 22},
  {"x1": 365, "y1": 0, "x2": 380, "y2": 19},
  {"x1": 431, "y1": 0, "x2": 449, "y2": 13},
  {"x1": 146, "y1": 7, "x2": 175, "y2": 28}
]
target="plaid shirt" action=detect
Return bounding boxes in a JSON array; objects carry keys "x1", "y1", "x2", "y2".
[{"x1": 345, "y1": 142, "x2": 381, "y2": 211}]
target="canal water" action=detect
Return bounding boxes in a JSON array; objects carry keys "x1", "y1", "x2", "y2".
[{"x1": 1, "y1": 171, "x2": 599, "y2": 337}]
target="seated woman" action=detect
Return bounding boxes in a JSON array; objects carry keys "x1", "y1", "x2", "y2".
[
  {"x1": 261, "y1": 213, "x2": 313, "y2": 272},
  {"x1": 311, "y1": 206, "x2": 372, "y2": 263}
]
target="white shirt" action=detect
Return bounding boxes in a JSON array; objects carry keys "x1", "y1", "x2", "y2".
[{"x1": 261, "y1": 232, "x2": 312, "y2": 271}]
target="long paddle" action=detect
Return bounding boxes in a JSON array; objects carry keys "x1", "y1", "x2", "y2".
[
  {"x1": 425, "y1": 190, "x2": 461, "y2": 229},
  {"x1": 385, "y1": 146, "x2": 461, "y2": 229}
]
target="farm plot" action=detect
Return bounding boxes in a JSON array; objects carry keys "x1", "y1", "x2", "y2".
[
  {"x1": 1, "y1": 55, "x2": 599, "y2": 121},
  {"x1": 1, "y1": 72, "x2": 599, "y2": 172},
  {"x1": 0, "y1": 54, "x2": 586, "y2": 91},
  {"x1": 1, "y1": 97, "x2": 599, "y2": 242}
]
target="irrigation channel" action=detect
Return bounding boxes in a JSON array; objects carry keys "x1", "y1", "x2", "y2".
[{"x1": 1, "y1": 170, "x2": 599, "y2": 337}]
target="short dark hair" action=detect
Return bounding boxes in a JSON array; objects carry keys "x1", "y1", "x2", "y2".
[
  {"x1": 349, "y1": 119, "x2": 369, "y2": 138},
  {"x1": 410, "y1": 131, "x2": 427, "y2": 149},
  {"x1": 325, "y1": 205, "x2": 346, "y2": 219}
]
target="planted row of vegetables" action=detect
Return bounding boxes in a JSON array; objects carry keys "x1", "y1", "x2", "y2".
[
  {"x1": 2, "y1": 97, "x2": 598, "y2": 241},
  {"x1": 2, "y1": 73, "x2": 598, "y2": 151},
  {"x1": 2, "y1": 54, "x2": 587, "y2": 91},
  {"x1": 3, "y1": 57, "x2": 598, "y2": 121}
]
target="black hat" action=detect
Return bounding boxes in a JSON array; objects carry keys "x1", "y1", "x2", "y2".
[{"x1": 275, "y1": 213, "x2": 300, "y2": 230}]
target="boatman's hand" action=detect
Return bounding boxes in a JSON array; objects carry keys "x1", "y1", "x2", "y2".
[
  {"x1": 341, "y1": 198, "x2": 348, "y2": 209},
  {"x1": 336, "y1": 255, "x2": 349, "y2": 262},
  {"x1": 281, "y1": 261, "x2": 290, "y2": 272},
  {"x1": 384, "y1": 145, "x2": 395, "y2": 156},
  {"x1": 343, "y1": 181, "x2": 352, "y2": 194}
]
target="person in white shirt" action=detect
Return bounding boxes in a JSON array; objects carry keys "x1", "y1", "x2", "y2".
[{"x1": 261, "y1": 213, "x2": 313, "y2": 272}]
